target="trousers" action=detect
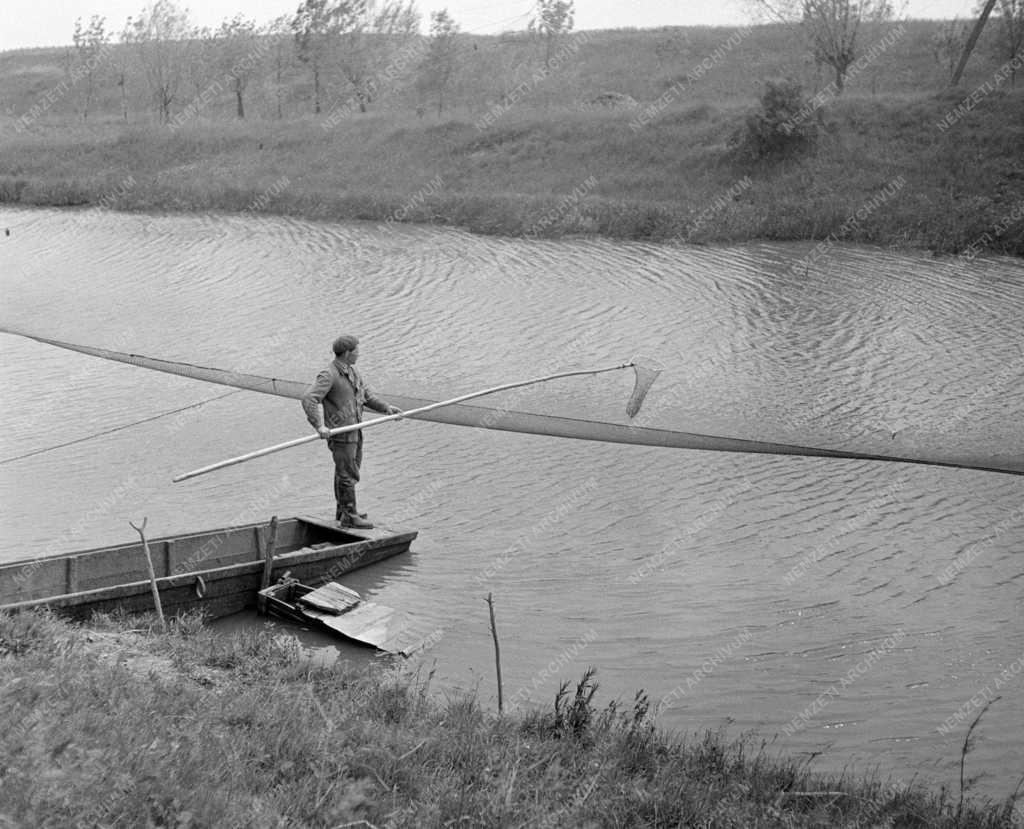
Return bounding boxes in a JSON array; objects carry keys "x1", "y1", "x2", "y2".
[{"x1": 329, "y1": 432, "x2": 363, "y2": 521}]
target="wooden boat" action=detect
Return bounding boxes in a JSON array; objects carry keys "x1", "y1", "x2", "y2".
[
  {"x1": 258, "y1": 578, "x2": 423, "y2": 656},
  {"x1": 0, "y1": 516, "x2": 416, "y2": 621}
]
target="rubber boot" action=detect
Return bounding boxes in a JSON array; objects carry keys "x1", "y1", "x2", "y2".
[
  {"x1": 338, "y1": 485, "x2": 373, "y2": 529},
  {"x1": 342, "y1": 512, "x2": 374, "y2": 529}
]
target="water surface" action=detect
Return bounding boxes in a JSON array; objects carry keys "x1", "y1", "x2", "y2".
[{"x1": 1, "y1": 206, "x2": 1021, "y2": 797}]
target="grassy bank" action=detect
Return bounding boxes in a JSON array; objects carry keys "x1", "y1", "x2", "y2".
[
  {"x1": 1, "y1": 609, "x2": 1019, "y2": 828},
  {"x1": 2, "y1": 21, "x2": 1022, "y2": 256},
  {"x1": 1, "y1": 84, "x2": 1022, "y2": 255}
]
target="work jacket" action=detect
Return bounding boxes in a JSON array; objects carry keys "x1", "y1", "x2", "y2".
[{"x1": 301, "y1": 359, "x2": 389, "y2": 443}]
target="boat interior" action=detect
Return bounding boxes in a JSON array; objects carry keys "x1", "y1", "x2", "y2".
[{"x1": 0, "y1": 518, "x2": 366, "y2": 604}]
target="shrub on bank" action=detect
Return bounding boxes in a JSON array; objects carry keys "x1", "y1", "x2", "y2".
[{"x1": 731, "y1": 78, "x2": 821, "y2": 163}]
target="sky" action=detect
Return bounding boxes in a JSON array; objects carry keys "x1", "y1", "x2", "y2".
[{"x1": 1, "y1": 0, "x2": 980, "y2": 52}]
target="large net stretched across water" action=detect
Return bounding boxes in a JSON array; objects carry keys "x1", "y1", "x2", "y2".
[{"x1": 2, "y1": 327, "x2": 1021, "y2": 478}]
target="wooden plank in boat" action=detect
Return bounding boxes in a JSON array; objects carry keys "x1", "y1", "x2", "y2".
[{"x1": 298, "y1": 582, "x2": 361, "y2": 614}]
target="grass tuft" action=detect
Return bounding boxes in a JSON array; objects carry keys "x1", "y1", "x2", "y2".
[{"x1": 0, "y1": 608, "x2": 65, "y2": 656}]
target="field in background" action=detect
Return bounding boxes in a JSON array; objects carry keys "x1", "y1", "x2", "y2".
[{"x1": 1, "y1": 21, "x2": 1022, "y2": 255}]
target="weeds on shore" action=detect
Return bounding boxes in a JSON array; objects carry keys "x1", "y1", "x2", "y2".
[{"x1": 0, "y1": 609, "x2": 1020, "y2": 827}]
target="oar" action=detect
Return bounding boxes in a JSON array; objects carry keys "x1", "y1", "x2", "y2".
[{"x1": 173, "y1": 359, "x2": 662, "y2": 483}]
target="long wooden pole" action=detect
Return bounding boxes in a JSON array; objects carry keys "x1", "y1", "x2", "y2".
[
  {"x1": 173, "y1": 362, "x2": 635, "y2": 483},
  {"x1": 129, "y1": 517, "x2": 165, "y2": 631}
]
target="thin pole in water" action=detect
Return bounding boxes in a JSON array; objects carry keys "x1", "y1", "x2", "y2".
[{"x1": 487, "y1": 592, "x2": 504, "y2": 714}]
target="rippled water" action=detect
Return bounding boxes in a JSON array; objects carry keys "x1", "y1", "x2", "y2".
[{"x1": 1, "y1": 206, "x2": 1022, "y2": 798}]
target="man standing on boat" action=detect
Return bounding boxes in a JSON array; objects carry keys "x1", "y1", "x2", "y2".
[{"x1": 302, "y1": 335, "x2": 401, "y2": 529}]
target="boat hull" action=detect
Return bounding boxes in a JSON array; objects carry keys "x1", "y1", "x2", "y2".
[{"x1": 0, "y1": 516, "x2": 416, "y2": 621}]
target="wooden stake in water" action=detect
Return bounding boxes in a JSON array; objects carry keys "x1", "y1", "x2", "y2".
[
  {"x1": 486, "y1": 592, "x2": 504, "y2": 714},
  {"x1": 129, "y1": 517, "x2": 165, "y2": 631},
  {"x1": 257, "y1": 516, "x2": 279, "y2": 615}
]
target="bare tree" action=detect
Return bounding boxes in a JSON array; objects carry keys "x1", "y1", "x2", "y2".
[
  {"x1": 217, "y1": 15, "x2": 261, "y2": 118},
  {"x1": 292, "y1": 0, "x2": 360, "y2": 114},
  {"x1": 112, "y1": 32, "x2": 134, "y2": 121},
  {"x1": 266, "y1": 15, "x2": 295, "y2": 119},
  {"x1": 991, "y1": 0, "x2": 1024, "y2": 84},
  {"x1": 337, "y1": 0, "x2": 419, "y2": 113},
  {"x1": 72, "y1": 15, "x2": 110, "y2": 120},
  {"x1": 750, "y1": 0, "x2": 894, "y2": 92},
  {"x1": 123, "y1": 0, "x2": 192, "y2": 123},
  {"x1": 529, "y1": 0, "x2": 574, "y2": 65},
  {"x1": 418, "y1": 8, "x2": 460, "y2": 115},
  {"x1": 184, "y1": 26, "x2": 218, "y2": 104},
  {"x1": 933, "y1": 18, "x2": 971, "y2": 82},
  {"x1": 802, "y1": 0, "x2": 894, "y2": 91}
]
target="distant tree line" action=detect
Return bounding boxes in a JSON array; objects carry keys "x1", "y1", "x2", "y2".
[
  {"x1": 40, "y1": 0, "x2": 1018, "y2": 132},
  {"x1": 50, "y1": 0, "x2": 577, "y2": 125}
]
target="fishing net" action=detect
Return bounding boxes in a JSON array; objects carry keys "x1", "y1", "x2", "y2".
[
  {"x1": 626, "y1": 356, "x2": 664, "y2": 418},
  {"x1": 3, "y1": 327, "x2": 1021, "y2": 478}
]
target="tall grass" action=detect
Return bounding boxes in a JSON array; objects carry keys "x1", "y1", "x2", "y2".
[
  {"x1": 2, "y1": 83, "x2": 1022, "y2": 254},
  {"x1": 1, "y1": 609, "x2": 1020, "y2": 827}
]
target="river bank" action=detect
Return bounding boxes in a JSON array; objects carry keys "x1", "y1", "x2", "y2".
[
  {"x1": 1, "y1": 84, "x2": 1022, "y2": 256},
  {"x1": 1, "y1": 609, "x2": 1019, "y2": 827}
]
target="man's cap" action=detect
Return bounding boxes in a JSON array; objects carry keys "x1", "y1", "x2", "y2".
[{"x1": 332, "y1": 335, "x2": 359, "y2": 355}]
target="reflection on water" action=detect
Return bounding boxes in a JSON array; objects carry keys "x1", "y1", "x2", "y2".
[{"x1": 1, "y1": 206, "x2": 1022, "y2": 797}]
